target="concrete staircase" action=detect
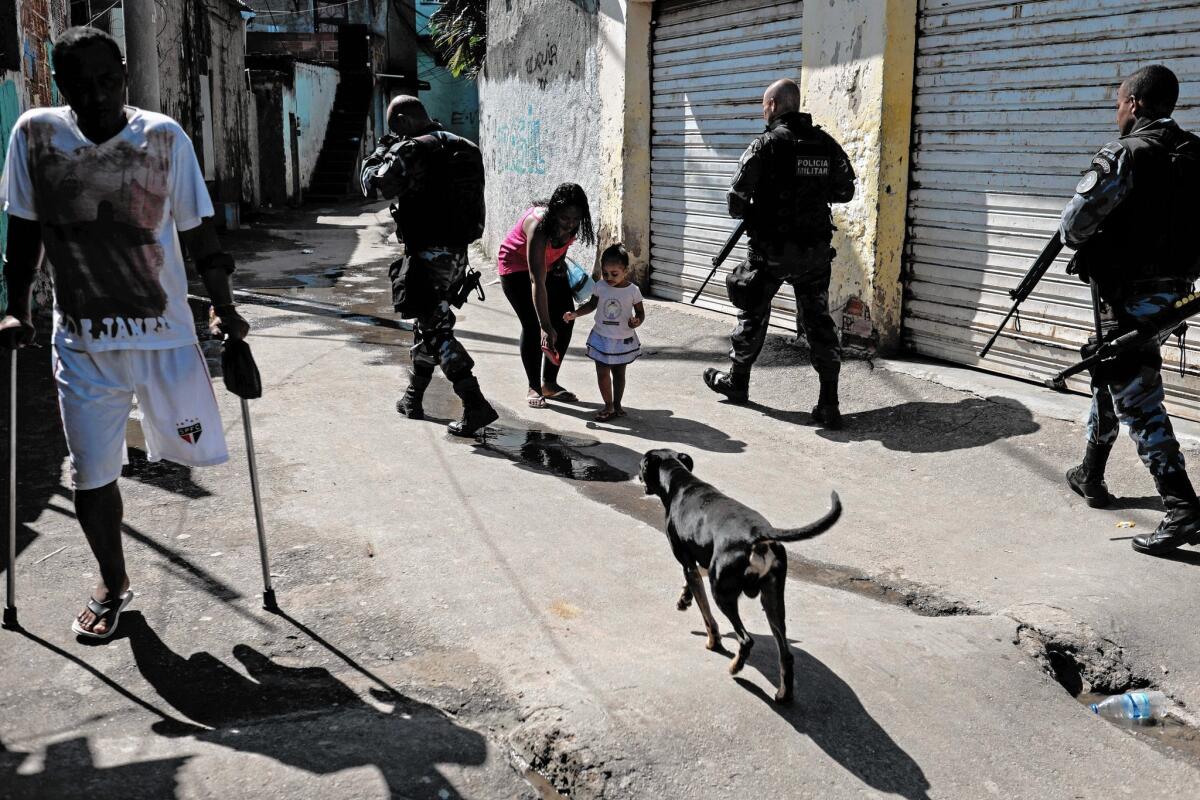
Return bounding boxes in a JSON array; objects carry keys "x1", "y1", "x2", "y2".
[{"x1": 305, "y1": 77, "x2": 373, "y2": 203}]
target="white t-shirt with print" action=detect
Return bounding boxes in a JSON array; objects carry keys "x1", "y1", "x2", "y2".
[
  {"x1": 590, "y1": 280, "x2": 643, "y2": 339},
  {"x1": 0, "y1": 106, "x2": 214, "y2": 352}
]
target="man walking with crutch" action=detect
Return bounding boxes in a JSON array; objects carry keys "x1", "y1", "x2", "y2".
[{"x1": 0, "y1": 27, "x2": 249, "y2": 638}]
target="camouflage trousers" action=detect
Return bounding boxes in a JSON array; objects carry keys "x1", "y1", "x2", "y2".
[
  {"x1": 408, "y1": 248, "x2": 476, "y2": 381},
  {"x1": 728, "y1": 241, "x2": 841, "y2": 376},
  {"x1": 1086, "y1": 291, "x2": 1185, "y2": 478}
]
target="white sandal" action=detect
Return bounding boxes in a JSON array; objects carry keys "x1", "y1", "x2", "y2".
[{"x1": 71, "y1": 590, "x2": 135, "y2": 640}]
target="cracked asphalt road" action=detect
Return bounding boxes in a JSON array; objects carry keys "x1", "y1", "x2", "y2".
[{"x1": 4, "y1": 201, "x2": 1200, "y2": 799}]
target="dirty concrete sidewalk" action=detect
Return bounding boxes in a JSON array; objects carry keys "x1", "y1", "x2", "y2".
[{"x1": 3, "y1": 201, "x2": 1200, "y2": 799}]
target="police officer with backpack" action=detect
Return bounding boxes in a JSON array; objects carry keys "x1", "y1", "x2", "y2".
[
  {"x1": 361, "y1": 95, "x2": 497, "y2": 437},
  {"x1": 702, "y1": 78, "x2": 856, "y2": 428},
  {"x1": 1060, "y1": 64, "x2": 1200, "y2": 555}
]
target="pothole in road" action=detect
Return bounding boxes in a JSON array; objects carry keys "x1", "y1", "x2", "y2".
[
  {"x1": 1016, "y1": 625, "x2": 1200, "y2": 765},
  {"x1": 1076, "y1": 691, "x2": 1200, "y2": 763}
]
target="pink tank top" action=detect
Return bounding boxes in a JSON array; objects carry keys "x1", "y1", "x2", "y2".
[{"x1": 497, "y1": 206, "x2": 575, "y2": 276}]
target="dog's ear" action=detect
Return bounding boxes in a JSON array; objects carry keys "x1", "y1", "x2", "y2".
[
  {"x1": 640, "y1": 452, "x2": 661, "y2": 495},
  {"x1": 677, "y1": 452, "x2": 694, "y2": 473}
]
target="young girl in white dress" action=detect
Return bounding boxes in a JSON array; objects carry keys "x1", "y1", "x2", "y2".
[{"x1": 564, "y1": 243, "x2": 645, "y2": 421}]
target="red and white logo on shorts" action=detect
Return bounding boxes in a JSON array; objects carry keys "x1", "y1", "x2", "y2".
[{"x1": 177, "y1": 418, "x2": 203, "y2": 445}]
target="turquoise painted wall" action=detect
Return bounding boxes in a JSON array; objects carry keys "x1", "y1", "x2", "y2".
[
  {"x1": 415, "y1": 0, "x2": 479, "y2": 143},
  {"x1": 0, "y1": 78, "x2": 21, "y2": 313}
]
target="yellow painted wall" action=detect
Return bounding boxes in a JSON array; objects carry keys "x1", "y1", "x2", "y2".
[
  {"x1": 800, "y1": 0, "x2": 916, "y2": 353},
  {"x1": 596, "y1": 0, "x2": 653, "y2": 284}
]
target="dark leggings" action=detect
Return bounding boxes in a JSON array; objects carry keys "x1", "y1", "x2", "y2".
[{"x1": 501, "y1": 269, "x2": 575, "y2": 391}]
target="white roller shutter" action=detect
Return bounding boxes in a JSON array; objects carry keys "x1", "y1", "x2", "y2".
[
  {"x1": 649, "y1": 0, "x2": 804, "y2": 316},
  {"x1": 904, "y1": 0, "x2": 1200, "y2": 418}
]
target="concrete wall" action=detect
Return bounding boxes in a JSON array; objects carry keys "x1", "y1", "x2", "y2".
[
  {"x1": 250, "y1": 58, "x2": 339, "y2": 205},
  {"x1": 1, "y1": 0, "x2": 68, "y2": 311},
  {"x1": 293, "y1": 61, "x2": 340, "y2": 189},
  {"x1": 600, "y1": 0, "x2": 651, "y2": 283},
  {"x1": 252, "y1": 71, "x2": 289, "y2": 206},
  {"x1": 477, "y1": 0, "x2": 917, "y2": 345},
  {"x1": 799, "y1": 0, "x2": 916, "y2": 354},
  {"x1": 479, "y1": 0, "x2": 602, "y2": 267},
  {"x1": 130, "y1": 0, "x2": 260, "y2": 217},
  {"x1": 208, "y1": 1, "x2": 260, "y2": 216}
]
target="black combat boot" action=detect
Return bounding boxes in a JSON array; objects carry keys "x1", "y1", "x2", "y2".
[
  {"x1": 1132, "y1": 472, "x2": 1200, "y2": 555},
  {"x1": 1065, "y1": 442, "x2": 1114, "y2": 508},
  {"x1": 811, "y1": 374, "x2": 842, "y2": 430},
  {"x1": 395, "y1": 368, "x2": 433, "y2": 419},
  {"x1": 703, "y1": 366, "x2": 750, "y2": 403},
  {"x1": 448, "y1": 376, "x2": 499, "y2": 437}
]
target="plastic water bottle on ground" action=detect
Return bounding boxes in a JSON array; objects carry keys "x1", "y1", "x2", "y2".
[{"x1": 1089, "y1": 690, "x2": 1168, "y2": 722}]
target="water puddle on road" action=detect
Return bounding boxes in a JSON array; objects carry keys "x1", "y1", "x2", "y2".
[
  {"x1": 472, "y1": 426, "x2": 630, "y2": 483},
  {"x1": 1077, "y1": 692, "x2": 1200, "y2": 764},
  {"x1": 523, "y1": 769, "x2": 569, "y2": 800}
]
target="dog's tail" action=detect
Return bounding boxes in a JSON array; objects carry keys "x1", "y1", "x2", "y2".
[{"x1": 761, "y1": 492, "x2": 842, "y2": 543}]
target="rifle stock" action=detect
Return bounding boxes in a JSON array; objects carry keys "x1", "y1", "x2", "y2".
[
  {"x1": 690, "y1": 219, "x2": 748, "y2": 305},
  {"x1": 1046, "y1": 290, "x2": 1200, "y2": 391},
  {"x1": 979, "y1": 232, "x2": 1064, "y2": 359}
]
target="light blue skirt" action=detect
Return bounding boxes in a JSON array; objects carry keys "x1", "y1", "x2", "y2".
[{"x1": 586, "y1": 329, "x2": 641, "y2": 366}]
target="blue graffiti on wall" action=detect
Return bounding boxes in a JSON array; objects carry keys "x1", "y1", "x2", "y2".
[{"x1": 495, "y1": 105, "x2": 546, "y2": 175}]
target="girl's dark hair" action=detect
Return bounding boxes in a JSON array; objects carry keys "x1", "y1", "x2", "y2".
[
  {"x1": 600, "y1": 243, "x2": 629, "y2": 266},
  {"x1": 534, "y1": 183, "x2": 596, "y2": 246},
  {"x1": 53, "y1": 27, "x2": 124, "y2": 75}
]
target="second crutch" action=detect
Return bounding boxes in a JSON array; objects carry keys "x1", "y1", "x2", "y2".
[
  {"x1": 221, "y1": 338, "x2": 277, "y2": 611},
  {"x1": 4, "y1": 349, "x2": 17, "y2": 629}
]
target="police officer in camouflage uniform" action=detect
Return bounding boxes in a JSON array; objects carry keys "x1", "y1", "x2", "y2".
[
  {"x1": 360, "y1": 95, "x2": 497, "y2": 437},
  {"x1": 1060, "y1": 65, "x2": 1200, "y2": 555},
  {"x1": 703, "y1": 79, "x2": 856, "y2": 428}
]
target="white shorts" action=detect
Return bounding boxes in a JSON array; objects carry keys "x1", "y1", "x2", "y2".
[{"x1": 53, "y1": 344, "x2": 229, "y2": 490}]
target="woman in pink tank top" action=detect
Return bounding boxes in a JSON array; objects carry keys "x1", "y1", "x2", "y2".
[{"x1": 498, "y1": 183, "x2": 596, "y2": 408}]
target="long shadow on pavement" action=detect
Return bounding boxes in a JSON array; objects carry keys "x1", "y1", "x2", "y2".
[
  {"x1": 1, "y1": 737, "x2": 188, "y2": 800},
  {"x1": 734, "y1": 636, "x2": 932, "y2": 800},
  {"x1": 547, "y1": 403, "x2": 748, "y2": 454},
  {"x1": 815, "y1": 397, "x2": 1039, "y2": 453},
  {"x1": 121, "y1": 612, "x2": 491, "y2": 799}
]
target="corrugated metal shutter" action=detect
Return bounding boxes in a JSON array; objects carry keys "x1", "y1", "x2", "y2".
[
  {"x1": 649, "y1": 0, "x2": 804, "y2": 316},
  {"x1": 904, "y1": 0, "x2": 1200, "y2": 418}
]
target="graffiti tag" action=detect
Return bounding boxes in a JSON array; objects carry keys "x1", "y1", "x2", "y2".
[{"x1": 493, "y1": 105, "x2": 546, "y2": 176}]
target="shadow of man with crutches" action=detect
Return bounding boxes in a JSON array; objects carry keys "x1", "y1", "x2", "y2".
[{"x1": 122, "y1": 612, "x2": 492, "y2": 799}]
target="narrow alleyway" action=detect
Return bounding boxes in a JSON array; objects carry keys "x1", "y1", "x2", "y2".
[{"x1": 4, "y1": 201, "x2": 1200, "y2": 799}]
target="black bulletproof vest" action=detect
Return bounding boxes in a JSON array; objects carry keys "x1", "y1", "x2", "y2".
[
  {"x1": 390, "y1": 128, "x2": 483, "y2": 251},
  {"x1": 752, "y1": 112, "x2": 837, "y2": 244},
  {"x1": 1090, "y1": 121, "x2": 1186, "y2": 286}
]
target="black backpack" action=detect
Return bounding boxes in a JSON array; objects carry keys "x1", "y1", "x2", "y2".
[
  {"x1": 415, "y1": 131, "x2": 486, "y2": 245},
  {"x1": 1166, "y1": 132, "x2": 1200, "y2": 280}
]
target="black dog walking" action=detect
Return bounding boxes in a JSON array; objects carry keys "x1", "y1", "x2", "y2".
[{"x1": 640, "y1": 449, "x2": 841, "y2": 703}]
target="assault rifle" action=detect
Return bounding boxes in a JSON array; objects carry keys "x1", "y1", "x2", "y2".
[
  {"x1": 978, "y1": 232, "x2": 1064, "y2": 359},
  {"x1": 1044, "y1": 290, "x2": 1200, "y2": 391},
  {"x1": 690, "y1": 219, "x2": 748, "y2": 304}
]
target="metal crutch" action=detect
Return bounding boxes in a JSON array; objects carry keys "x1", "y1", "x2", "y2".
[
  {"x1": 240, "y1": 396, "x2": 277, "y2": 612},
  {"x1": 4, "y1": 349, "x2": 18, "y2": 629}
]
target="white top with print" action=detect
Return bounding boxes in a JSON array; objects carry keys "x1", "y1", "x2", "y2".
[
  {"x1": 590, "y1": 279, "x2": 643, "y2": 339},
  {"x1": 0, "y1": 105, "x2": 214, "y2": 352}
]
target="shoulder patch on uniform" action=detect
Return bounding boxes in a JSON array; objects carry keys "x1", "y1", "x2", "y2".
[
  {"x1": 1075, "y1": 169, "x2": 1100, "y2": 195},
  {"x1": 1090, "y1": 142, "x2": 1123, "y2": 175}
]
